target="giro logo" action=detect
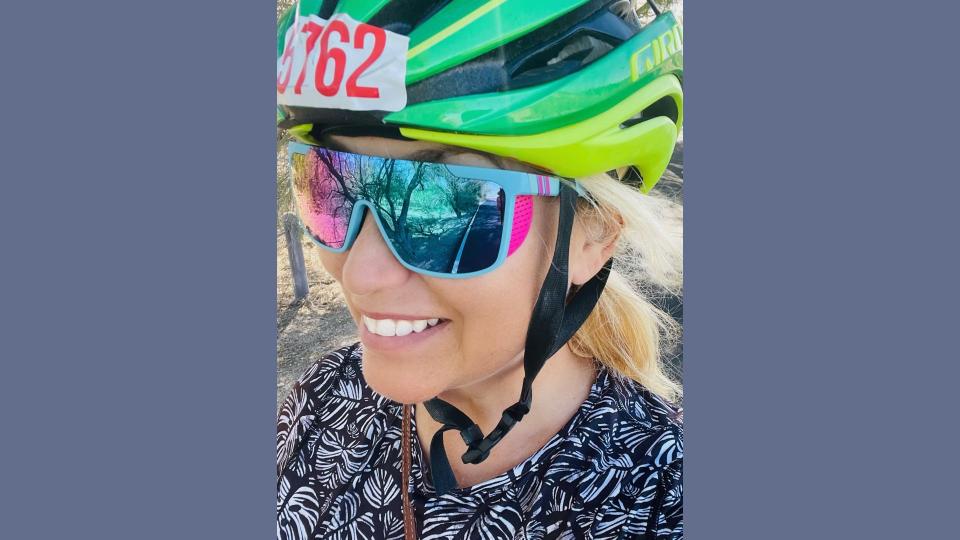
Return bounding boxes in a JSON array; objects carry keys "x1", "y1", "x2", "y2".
[
  {"x1": 277, "y1": 13, "x2": 408, "y2": 111},
  {"x1": 630, "y1": 22, "x2": 683, "y2": 81}
]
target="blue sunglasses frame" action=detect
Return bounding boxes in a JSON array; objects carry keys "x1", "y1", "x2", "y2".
[{"x1": 287, "y1": 141, "x2": 581, "y2": 279}]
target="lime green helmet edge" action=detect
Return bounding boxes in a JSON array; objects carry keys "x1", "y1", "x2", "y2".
[{"x1": 278, "y1": 1, "x2": 684, "y2": 190}]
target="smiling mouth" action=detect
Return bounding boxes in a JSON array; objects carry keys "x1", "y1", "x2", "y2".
[{"x1": 361, "y1": 314, "x2": 446, "y2": 337}]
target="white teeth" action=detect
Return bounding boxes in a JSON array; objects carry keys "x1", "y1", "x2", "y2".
[
  {"x1": 362, "y1": 315, "x2": 443, "y2": 337},
  {"x1": 395, "y1": 320, "x2": 413, "y2": 337},
  {"x1": 375, "y1": 319, "x2": 396, "y2": 336}
]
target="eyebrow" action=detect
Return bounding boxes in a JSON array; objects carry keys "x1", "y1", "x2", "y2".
[
  {"x1": 406, "y1": 148, "x2": 450, "y2": 163},
  {"x1": 408, "y1": 147, "x2": 518, "y2": 171}
]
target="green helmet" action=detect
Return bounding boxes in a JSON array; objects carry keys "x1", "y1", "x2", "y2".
[{"x1": 277, "y1": 0, "x2": 683, "y2": 191}]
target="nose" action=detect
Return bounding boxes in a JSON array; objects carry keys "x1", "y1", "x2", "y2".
[{"x1": 341, "y1": 210, "x2": 413, "y2": 296}]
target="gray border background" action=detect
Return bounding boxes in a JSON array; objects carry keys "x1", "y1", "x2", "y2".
[
  {"x1": 0, "y1": 2, "x2": 277, "y2": 538},
  {"x1": 1, "y1": 1, "x2": 958, "y2": 538},
  {"x1": 685, "y1": 2, "x2": 960, "y2": 538}
]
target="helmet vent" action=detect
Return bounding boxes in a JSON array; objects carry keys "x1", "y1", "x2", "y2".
[
  {"x1": 620, "y1": 95, "x2": 679, "y2": 128},
  {"x1": 505, "y1": 4, "x2": 635, "y2": 90},
  {"x1": 509, "y1": 34, "x2": 614, "y2": 88},
  {"x1": 317, "y1": 0, "x2": 337, "y2": 19}
]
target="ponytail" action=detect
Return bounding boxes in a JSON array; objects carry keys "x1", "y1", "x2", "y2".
[{"x1": 567, "y1": 174, "x2": 683, "y2": 404}]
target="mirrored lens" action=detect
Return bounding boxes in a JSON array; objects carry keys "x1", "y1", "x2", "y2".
[
  {"x1": 290, "y1": 149, "x2": 354, "y2": 249},
  {"x1": 291, "y1": 146, "x2": 506, "y2": 275},
  {"x1": 377, "y1": 162, "x2": 504, "y2": 274}
]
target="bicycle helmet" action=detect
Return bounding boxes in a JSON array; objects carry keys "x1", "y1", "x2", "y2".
[{"x1": 277, "y1": 0, "x2": 683, "y2": 494}]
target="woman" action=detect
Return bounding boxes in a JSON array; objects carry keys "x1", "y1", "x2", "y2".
[{"x1": 277, "y1": 1, "x2": 683, "y2": 538}]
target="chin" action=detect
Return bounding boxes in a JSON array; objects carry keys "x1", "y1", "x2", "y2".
[{"x1": 361, "y1": 351, "x2": 451, "y2": 404}]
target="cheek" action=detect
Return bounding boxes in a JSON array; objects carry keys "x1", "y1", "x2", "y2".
[
  {"x1": 440, "y1": 208, "x2": 556, "y2": 379},
  {"x1": 451, "y1": 277, "x2": 531, "y2": 347},
  {"x1": 311, "y1": 246, "x2": 346, "y2": 282}
]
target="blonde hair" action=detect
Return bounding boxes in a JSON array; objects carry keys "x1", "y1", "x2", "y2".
[{"x1": 567, "y1": 173, "x2": 683, "y2": 404}]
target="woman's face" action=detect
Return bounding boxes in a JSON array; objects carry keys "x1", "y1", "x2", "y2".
[{"x1": 311, "y1": 136, "x2": 560, "y2": 404}]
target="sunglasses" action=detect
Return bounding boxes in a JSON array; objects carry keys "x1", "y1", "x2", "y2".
[{"x1": 287, "y1": 142, "x2": 578, "y2": 278}]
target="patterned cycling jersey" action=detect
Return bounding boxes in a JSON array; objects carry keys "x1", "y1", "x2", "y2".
[{"x1": 277, "y1": 343, "x2": 683, "y2": 539}]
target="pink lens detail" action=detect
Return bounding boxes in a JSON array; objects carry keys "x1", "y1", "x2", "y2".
[
  {"x1": 295, "y1": 150, "x2": 351, "y2": 248},
  {"x1": 507, "y1": 195, "x2": 533, "y2": 256}
]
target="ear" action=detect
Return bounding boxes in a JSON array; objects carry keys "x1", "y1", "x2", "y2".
[{"x1": 568, "y1": 214, "x2": 621, "y2": 287}]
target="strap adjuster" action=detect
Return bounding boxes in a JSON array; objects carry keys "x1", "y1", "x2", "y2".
[{"x1": 459, "y1": 423, "x2": 483, "y2": 447}]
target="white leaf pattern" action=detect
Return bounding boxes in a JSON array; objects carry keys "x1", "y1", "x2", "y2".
[
  {"x1": 278, "y1": 486, "x2": 321, "y2": 540},
  {"x1": 361, "y1": 469, "x2": 400, "y2": 509},
  {"x1": 277, "y1": 343, "x2": 683, "y2": 539}
]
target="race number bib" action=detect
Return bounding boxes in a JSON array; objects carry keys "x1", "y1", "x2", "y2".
[{"x1": 277, "y1": 13, "x2": 408, "y2": 111}]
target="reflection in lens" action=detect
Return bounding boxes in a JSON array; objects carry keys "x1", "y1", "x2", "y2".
[
  {"x1": 292, "y1": 149, "x2": 354, "y2": 248},
  {"x1": 292, "y1": 146, "x2": 507, "y2": 274},
  {"x1": 374, "y1": 162, "x2": 504, "y2": 274}
]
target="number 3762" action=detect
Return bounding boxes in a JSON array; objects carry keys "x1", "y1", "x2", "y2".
[{"x1": 277, "y1": 20, "x2": 386, "y2": 98}]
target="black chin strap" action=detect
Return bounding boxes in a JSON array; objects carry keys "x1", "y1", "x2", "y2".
[{"x1": 423, "y1": 182, "x2": 613, "y2": 495}]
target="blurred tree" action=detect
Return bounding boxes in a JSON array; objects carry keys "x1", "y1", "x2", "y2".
[
  {"x1": 277, "y1": 0, "x2": 296, "y2": 19},
  {"x1": 639, "y1": 0, "x2": 679, "y2": 17},
  {"x1": 436, "y1": 170, "x2": 484, "y2": 218}
]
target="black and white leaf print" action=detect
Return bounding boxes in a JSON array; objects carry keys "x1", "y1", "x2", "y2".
[
  {"x1": 518, "y1": 518, "x2": 546, "y2": 540},
  {"x1": 379, "y1": 512, "x2": 404, "y2": 539},
  {"x1": 314, "y1": 429, "x2": 369, "y2": 489},
  {"x1": 326, "y1": 489, "x2": 360, "y2": 528},
  {"x1": 589, "y1": 498, "x2": 631, "y2": 537},
  {"x1": 423, "y1": 496, "x2": 523, "y2": 540},
  {"x1": 277, "y1": 385, "x2": 313, "y2": 475},
  {"x1": 466, "y1": 501, "x2": 523, "y2": 540},
  {"x1": 650, "y1": 427, "x2": 682, "y2": 466},
  {"x1": 621, "y1": 480, "x2": 641, "y2": 499},
  {"x1": 342, "y1": 362, "x2": 358, "y2": 380},
  {"x1": 325, "y1": 491, "x2": 376, "y2": 540},
  {"x1": 277, "y1": 343, "x2": 683, "y2": 539},
  {"x1": 549, "y1": 482, "x2": 576, "y2": 514},
  {"x1": 319, "y1": 393, "x2": 359, "y2": 432},
  {"x1": 573, "y1": 504, "x2": 595, "y2": 537},
  {"x1": 277, "y1": 486, "x2": 321, "y2": 540},
  {"x1": 361, "y1": 468, "x2": 400, "y2": 509},
  {"x1": 277, "y1": 475, "x2": 291, "y2": 514},
  {"x1": 316, "y1": 350, "x2": 351, "y2": 381},
  {"x1": 514, "y1": 474, "x2": 542, "y2": 514}
]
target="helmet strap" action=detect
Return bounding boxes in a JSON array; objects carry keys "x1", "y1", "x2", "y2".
[{"x1": 423, "y1": 182, "x2": 613, "y2": 495}]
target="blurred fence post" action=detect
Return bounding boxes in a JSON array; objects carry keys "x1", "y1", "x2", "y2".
[{"x1": 283, "y1": 212, "x2": 309, "y2": 301}]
